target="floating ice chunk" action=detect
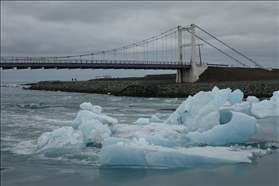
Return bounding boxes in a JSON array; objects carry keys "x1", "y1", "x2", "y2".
[
  {"x1": 220, "y1": 102, "x2": 252, "y2": 117},
  {"x1": 101, "y1": 137, "x2": 134, "y2": 147},
  {"x1": 72, "y1": 110, "x2": 118, "y2": 130},
  {"x1": 80, "y1": 102, "x2": 102, "y2": 114},
  {"x1": 146, "y1": 146, "x2": 252, "y2": 168},
  {"x1": 100, "y1": 138, "x2": 150, "y2": 166},
  {"x1": 211, "y1": 86, "x2": 231, "y2": 108},
  {"x1": 211, "y1": 87, "x2": 244, "y2": 107},
  {"x1": 135, "y1": 118, "x2": 150, "y2": 125},
  {"x1": 187, "y1": 112, "x2": 259, "y2": 145},
  {"x1": 134, "y1": 129, "x2": 190, "y2": 148},
  {"x1": 230, "y1": 145, "x2": 268, "y2": 157},
  {"x1": 113, "y1": 122, "x2": 186, "y2": 141},
  {"x1": 37, "y1": 102, "x2": 116, "y2": 152},
  {"x1": 150, "y1": 115, "x2": 162, "y2": 122},
  {"x1": 247, "y1": 96, "x2": 259, "y2": 103},
  {"x1": 227, "y1": 89, "x2": 244, "y2": 105},
  {"x1": 80, "y1": 102, "x2": 93, "y2": 111},
  {"x1": 136, "y1": 112, "x2": 258, "y2": 147},
  {"x1": 99, "y1": 137, "x2": 253, "y2": 168},
  {"x1": 152, "y1": 113, "x2": 171, "y2": 121},
  {"x1": 77, "y1": 119, "x2": 111, "y2": 144},
  {"x1": 37, "y1": 127, "x2": 85, "y2": 153},
  {"x1": 232, "y1": 102, "x2": 251, "y2": 115},
  {"x1": 164, "y1": 91, "x2": 220, "y2": 133},
  {"x1": 272, "y1": 91, "x2": 279, "y2": 101},
  {"x1": 92, "y1": 105, "x2": 102, "y2": 114},
  {"x1": 251, "y1": 91, "x2": 279, "y2": 118},
  {"x1": 257, "y1": 116, "x2": 279, "y2": 135}
]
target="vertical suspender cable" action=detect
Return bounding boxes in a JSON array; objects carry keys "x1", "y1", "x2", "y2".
[
  {"x1": 161, "y1": 33, "x2": 164, "y2": 61},
  {"x1": 166, "y1": 35, "x2": 167, "y2": 62},
  {"x1": 187, "y1": 30, "x2": 246, "y2": 66},
  {"x1": 195, "y1": 25, "x2": 261, "y2": 67},
  {"x1": 153, "y1": 37, "x2": 155, "y2": 62},
  {"x1": 156, "y1": 39, "x2": 158, "y2": 61},
  {"x1": 171, "y1": 32, "x2": 172, "y2": 62},
  {"x1": 136, "y1": 45, "x2": 138, "y2": 61},
  {"x1": 146, "y1": 42, "x2": 148, "y2": 61},
  {"x1": 134, "y1": 43, "x2": 136, "y2": 61}
]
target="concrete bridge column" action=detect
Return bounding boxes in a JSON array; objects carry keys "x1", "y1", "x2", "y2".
[
  {"x1": 176, "y1": 65, "x2": 208, "y2": 83},
  {"x1": 176, "y1": 24, "x2": 207, "y2": 83}
]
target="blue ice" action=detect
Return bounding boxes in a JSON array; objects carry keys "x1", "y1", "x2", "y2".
[{"x1": 36, "y1": 87, "x2": 278, "y2": 167}]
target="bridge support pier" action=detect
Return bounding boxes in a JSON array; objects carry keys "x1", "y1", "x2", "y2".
[
  {"x1": 176, "y1": 24, "x2": 207, "y2": 83},
  {"x1": 176, "y1": 65, "x2": 208, "y2": 83}
]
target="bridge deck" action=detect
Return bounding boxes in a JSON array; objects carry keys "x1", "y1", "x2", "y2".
[{"x1": 0, "y1": 60, "x2": 191, "y2": 70}]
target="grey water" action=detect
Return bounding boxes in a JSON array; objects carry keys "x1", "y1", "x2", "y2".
[{"x1": 1, "y1": 85, "x2": 278, "y2": 185}]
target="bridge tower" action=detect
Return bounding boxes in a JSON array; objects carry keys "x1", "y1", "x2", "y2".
[{"x1": 176, "y1": 24, "x2": 208, "y2": 83}]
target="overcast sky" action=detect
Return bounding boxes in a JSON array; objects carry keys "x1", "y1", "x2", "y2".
[{"x1": 1, "y1": 1, "x2": 278, "y2": 82}]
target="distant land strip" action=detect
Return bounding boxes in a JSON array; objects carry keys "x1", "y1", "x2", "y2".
[{"x1": 28, "y1": 67, "x2": 279, "y2": 98}]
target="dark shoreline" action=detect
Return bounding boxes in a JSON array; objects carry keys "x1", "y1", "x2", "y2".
[
  {"x1": 28, "y1": 79, "x2": 279, "y2": 98},
  {"x1": 28, "y1": 67, "x2": 279, "y2": 98}
]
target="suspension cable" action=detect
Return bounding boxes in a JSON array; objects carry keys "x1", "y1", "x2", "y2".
[
  {"x1": 187, "y1": 30, "x2": 246, "y2": 67},
  {"x1": 195, "y1": 25, "x2": 262, "y2": 67}
]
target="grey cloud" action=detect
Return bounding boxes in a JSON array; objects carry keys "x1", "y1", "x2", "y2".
[{"x1": 1, "y1": 1, "x2": 278, "y2": 68}]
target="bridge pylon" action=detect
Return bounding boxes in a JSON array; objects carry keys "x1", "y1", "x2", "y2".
[{"x1": 176, "y1": 24, "x2": 207, "y2": 83}]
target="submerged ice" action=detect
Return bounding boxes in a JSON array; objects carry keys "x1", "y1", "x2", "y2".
[{"x1": 36, "y1": 87, "x2": 278, "y2": 168}]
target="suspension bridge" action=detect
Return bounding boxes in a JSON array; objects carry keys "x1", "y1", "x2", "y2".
[{"x1": 0, "y1": 24, "x2": 263, "y2": 83}]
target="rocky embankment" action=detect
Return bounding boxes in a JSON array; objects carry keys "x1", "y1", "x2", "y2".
[
  {"x1": 29, "y1": 67, "x2": 279, "y2": 98},
  {"x1": 115, "y1": 81, "x2": 279, "y2": 98},
  {"x1": 29, "y1": 80, "x2": 137, "y2": 95}
]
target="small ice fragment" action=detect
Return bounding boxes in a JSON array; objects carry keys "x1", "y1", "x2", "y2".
[
  {"x1": 135, "y1": 118, "x2": 150, "y2": 125},
  {"x1": 117, "y1": 142, "x2": 124, "y2": 145},
  {"x1": 228, "y1": 89, "x2": 243, "y2": 105},
  {"x1": 92, "y1": 105, "x2": 102, "y2": 114},
  {"x1": 150, "y1": 115, "x2": 162, "y2": 122},
  {"x1": 80, "y1": 102, "x2": 93, "y2": 111},
  {"x1": 251, "y1": 91, "x2": 279, "y2": 118},
  {"x1": 247, "y1": 96, "x2": 259, "y2": 103}
]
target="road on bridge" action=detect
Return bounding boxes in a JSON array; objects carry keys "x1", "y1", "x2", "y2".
[{"x1": 0, "y1": 60, "x2": 191, "y2": 70}]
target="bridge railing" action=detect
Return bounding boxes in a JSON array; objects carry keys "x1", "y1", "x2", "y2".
[{"x1": 0, "y1": 58, "x2": 191, "y2": 66}]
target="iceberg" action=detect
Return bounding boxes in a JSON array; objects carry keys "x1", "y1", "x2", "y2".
[
  {"x1": 164, "y1": 91, "x2": 220, "y2": 133},
  {"x1": 72, "y1": 110, "x2": 117, "y2": 130},
  {"x1": 187, "y1": 112, "x2": 259, "y2": 145},
  {"x1": 35, "y1": 86, "x2": 278, "y2": 168},
  {"x1": 219, "y1": 102, "x2": 252, "y2": 123},
  {"x1": 99, "y1": 137, "x2": 253, "y2": 168},
  {"x1": 134, "y1": 124, "x2": 189, "y2": 148},
  {"x1": 251, "y1": 91, "x2": 279, "y2": 118},
  {"x1": 80, "y1": 102, "x2": 103, "y2": 114},
  {"x1": 246, "y1": 96, "x2": 259, "y2": 103},
  {"x1": 149, "y1": 115, "x2": 162, "y2": 122},
  {"x1": 130, "y1": 111, "x2": 258, "y2": 147},
  {"x1": 77, "y1": 119, "x2": 111, "y2": 144},
  {"x1": 227, "y1": 89, "x2": 244, "y2": 105},
  {"x1": 80, "y1": 102, "x2": 94, "y2": 111},
  {"x1": 37, "y1": 127, "x2": 85, "y2": 153},
  {"x1": 113, "y1": 122, "x2": 187, "y2": 142},
  {"x1": 134, "y1": 118, "x2": 150, "y2": 125},
  {"x1": 37, "y1": 103, "x2": 117, "y2": 152},
  {"x1": 211, "y1": 87, "x2": 231, "y2": 108}
]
